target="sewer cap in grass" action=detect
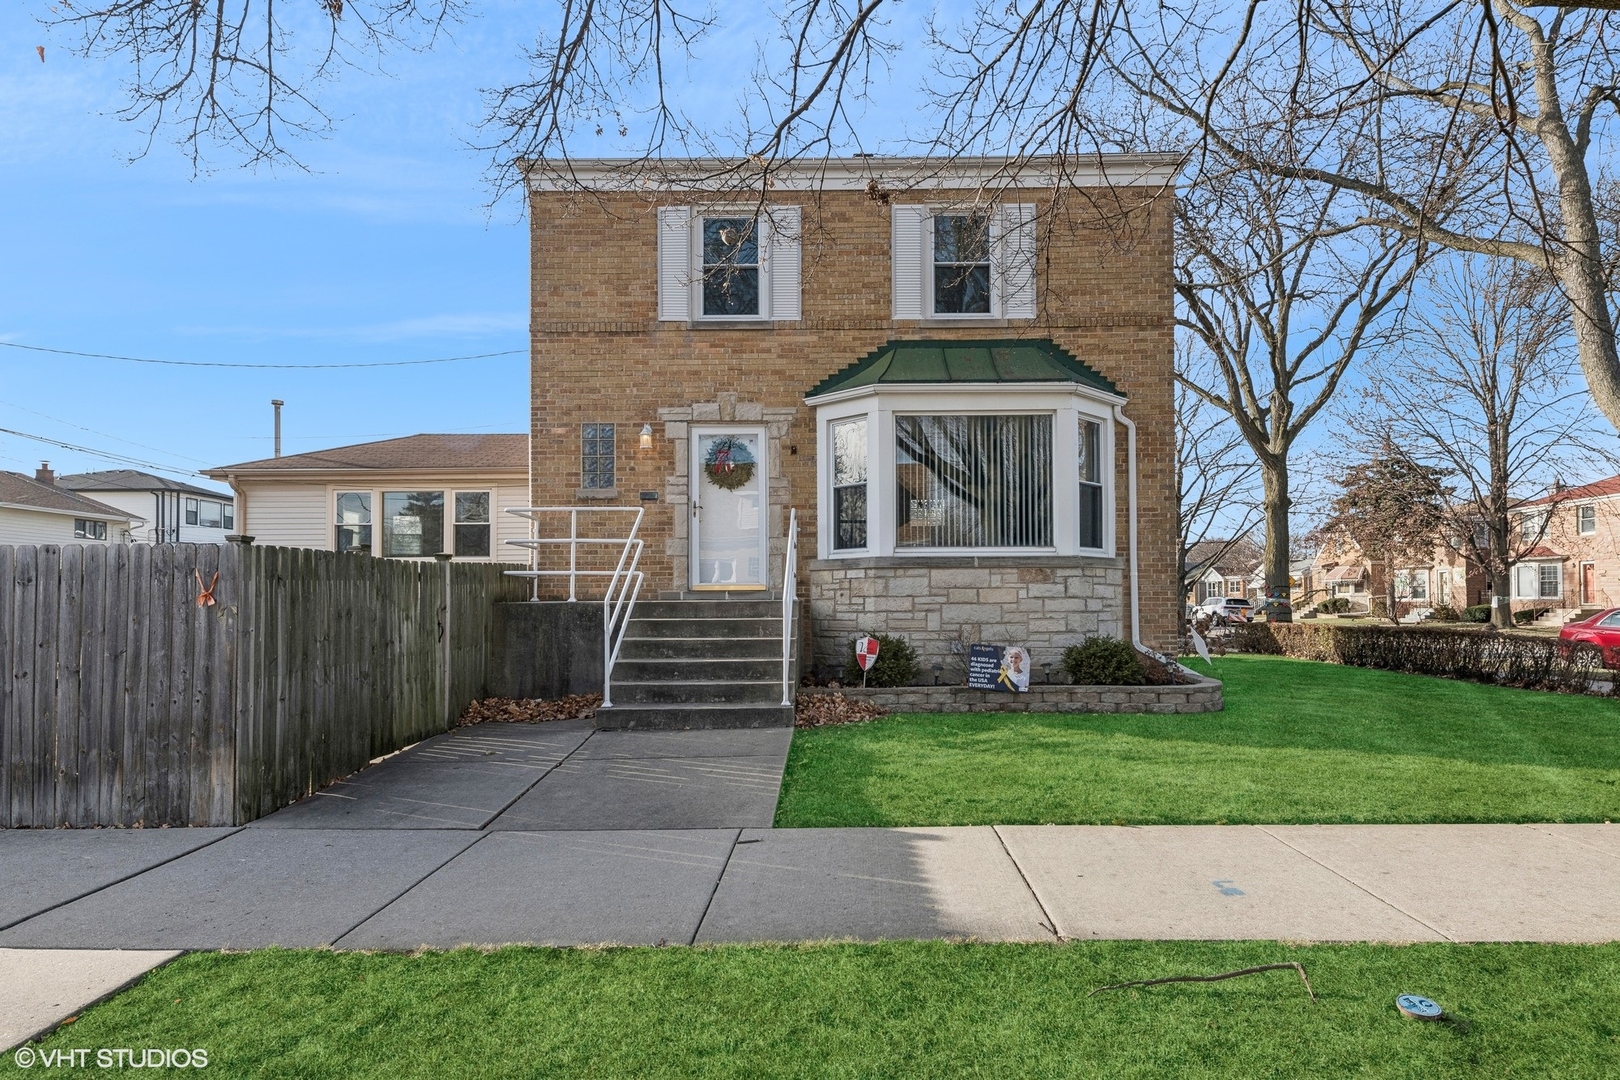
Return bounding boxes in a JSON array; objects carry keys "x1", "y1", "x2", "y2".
[{"x1": 1396, "y1": 994, "x2": 1443, "y2": 1020}]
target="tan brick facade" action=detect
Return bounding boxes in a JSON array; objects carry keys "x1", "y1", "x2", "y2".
[{"x1": 527, "y1": 162, "x2": 1179, "y2": 664}]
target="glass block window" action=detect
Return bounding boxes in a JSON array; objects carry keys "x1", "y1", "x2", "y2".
[
  {"x1": 382, "y1": 491, "x2": 445, "y2": 558},
  {"x1": 895, "y1": 414, "x2": 1052, "y2": 548},
  {"x1": 335, "y1": 492, "x2": 372, "y2": 554},
  {"x1": 454, "y1": 491, "x2": 492, "y2": 558},
  {"x1": 701, "y1": 217, "x2": 760, "y2": 317},
  {"x1": 831, "y1": 417, "x2": 868, "y2": 551},
  {"x1": 581, "y1": 423, "x2": 616, "y2": 490},
  {"x1": 932, "y1": 214, "x2": 991, "y2": 314},
  {"x1": 1078, "y1": 418, "x2": 1104, "y2": 550}
]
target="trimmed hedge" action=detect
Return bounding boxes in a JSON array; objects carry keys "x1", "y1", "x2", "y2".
[
  {"x1": 1227, "y1": 622, "x2": 1608, "y2": 694},
  {"x1": 1062, "y1": 637, "x2": 1144, "y2": 685}
]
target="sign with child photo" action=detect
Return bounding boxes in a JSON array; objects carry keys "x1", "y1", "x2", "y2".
[{"x1": 966, "y1": 643, "x2": 1031, "y2": 692}]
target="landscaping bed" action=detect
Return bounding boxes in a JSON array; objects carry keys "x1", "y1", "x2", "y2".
[
  {"x1": 774, "y1": 656, "x2": 1620, "y2": 828},
  {"x1": 7, "y1": 942, "x2": 1617, "y2": 1078}
]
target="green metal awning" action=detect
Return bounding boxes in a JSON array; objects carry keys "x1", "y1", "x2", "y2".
[{"x1": 804, "y1": 339, "x2": 1123, "y2": 401}]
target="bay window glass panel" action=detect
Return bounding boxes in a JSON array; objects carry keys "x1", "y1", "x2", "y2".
[
  {"x1": 454, "y1": 491, "x2": 492, "y2": 558},
  {"x1": 382, "y1": 491, "x2": 444, "y2": 557},
  {"x1": 702, "y1": 217, "x2": 760, "y2": 316},
  {"x1": 1514, "y1": 564, "x2": 1537, "y2": 598},
  {"x1": 831, "y1": 418, "x2": 868, "y2": 550},
  {"x1": 1539, "y1": 563, "x2": 1561, "y2": 599},
  {"x1": 932, "y1": 214, "x2": 991, "y2": 314},
  {"x1": 335, "y1": 492, "x2": 372, "y2": 554},
  {"x1": 894, "y1": 414, "x2": 1052, "y2": 548},
  {"x1": 1078, "y1": 418, "x2": 1104, "y2": 549}
]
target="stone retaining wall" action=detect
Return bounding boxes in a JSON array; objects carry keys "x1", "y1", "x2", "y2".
[
  {"x1": 828, "y1": 670, "x2": 1222, "y2": 714},
  {"x1": 807, "y1": 555, "x2": 1124, "y2": 678}
]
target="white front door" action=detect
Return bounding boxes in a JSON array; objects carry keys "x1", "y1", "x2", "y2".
[{"x1": 690, "y1": 427, "x2": 769, "y2": 590}]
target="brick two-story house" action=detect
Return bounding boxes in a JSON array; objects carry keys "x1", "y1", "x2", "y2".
[{"x1": 525, "y1": 156, "x2": 1179, "y2": 680}]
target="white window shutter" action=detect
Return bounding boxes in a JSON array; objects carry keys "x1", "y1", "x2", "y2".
[
  {"x1": 657, "y1": 206, "x2": 692, "y2": 321},
  {"x1": 766, "y1": 206, "x2": 802, "y2": 322},
  {"x1": 891, "y1": 204, "x2": 928, "y2": 320},
  {"x1": 998, "y1": 203, "x2": 1038, "y2": 319}
]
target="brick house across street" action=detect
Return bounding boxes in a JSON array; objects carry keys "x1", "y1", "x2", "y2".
[
  {"x1": 1511, "y1": 475, "x2": 1620, "y2": 617},
  {"x1": 523, "y1": 155, "x2": 1181, "y2": 688}
]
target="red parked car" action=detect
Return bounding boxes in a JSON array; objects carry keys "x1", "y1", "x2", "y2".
[{"x1": 1558, "y1": 608, "x2": 1620, "y2": 666}]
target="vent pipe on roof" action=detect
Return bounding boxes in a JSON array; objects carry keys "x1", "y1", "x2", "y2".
[
  {"x1": 271, "y1": 399, "x2": 285, "y2": 457},
  {"x1": 35, "y1": 461, "x2": 54, "y2": 486}
]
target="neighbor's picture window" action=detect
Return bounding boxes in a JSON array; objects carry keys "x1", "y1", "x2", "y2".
[
  {"x1": 831, "y1": 417, "x2": 868, "y2": 551},
  {"x1": 73, "y1": 519, "x2": 107, "y2": 541},
  {"x1": 702, "y1": 217, "x2": 760, "y2": 317},
  {"x1": 454, "y1": 491, "x2": 492, "y2": 558},
  {"x1": 581, "y1": 423, "x2": 615, "y2": 490},
  {"x1": 895, "y1": 414, "x2": 1052, "y2": 548},
  {"x1": 1078, "y1": 418, "x2": 1104, "y2": 549},
  {"x1": 932, "y1": 214, "x2": 991, "y2": 315},
  {"x1": 335, "y1": 492, "x2": 372, "y2": 554},
  {"x1": 198, "y1": 500, "x2": 223, "y2": 529},
  {"x1": 382, "y1": 491, "x2": 445, "y2": 558},
  {"x1": 1579, "y1": 504, "x2": 1597, "y2": 535}
]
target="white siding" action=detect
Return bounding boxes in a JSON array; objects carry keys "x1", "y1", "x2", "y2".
[
  {"x1": 241, "y1": 484, "x2": 331, "y2": 549},
  {"x1": 0, "y1": 507, "x2": 93, "y2": 546},
  {"x1": 494, "y1": 483, "x2": 532, "y2": 560}
]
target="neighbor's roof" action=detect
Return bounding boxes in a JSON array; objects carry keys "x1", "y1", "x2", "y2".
[
  {"x1": 1184, "y1": 538, "x2": 1262, "y2": 579},
  {"x1": 1325, "y1": 565, "x2": 1365, "y2": 582},
  {"x1": 1516, "y1": 474, "x2": 1620, "y2": 508},
  {"x1": 1519, "y1": 546, "x2": 1567, "y2": 561},
  {"x1": 206, "y1": 434, "x2": 527, "y2": 476},
  {"x1": 806, "y1": 339, "x2": 1122, "y2": 400},
  {"x1": 60, "y1": 470, "x2": 231, "y2": 500},
  {"x1": 0, "y1": 472, "x2": 137, "y2": 520}
]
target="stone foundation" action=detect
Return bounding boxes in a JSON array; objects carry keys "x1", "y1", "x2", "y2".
[
  {"x1": 826, "y1": 670, "x2": 1222, "y2": 714},
  {"x1": 807, "y1": 555, "x2": 1125, "y2": 680}
]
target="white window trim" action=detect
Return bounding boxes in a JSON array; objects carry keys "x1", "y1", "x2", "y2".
[
  {"x1": 1577, "y1": 503, "x2": 1598, "y2": 535},
  {"x1": 1513, "y1": 560, "x2": 1562, "y2": 600},
  {"x1": 329, "y1": 486, "x2": 498, "y2": 562},
  {"x1": 925, "y1": 209, "x2": 1000, "y2": 320},
  {"x1": 811, "y1": 384, "x2": 1121, "y2": 560}
]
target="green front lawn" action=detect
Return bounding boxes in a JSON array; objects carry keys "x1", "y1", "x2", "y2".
[
  {"x1": 7, "y1": 943, "x2": 1618, "y2": 1078},
  {"x1": 775, "y1": 656, "x2": 1620, "y2": 827}
]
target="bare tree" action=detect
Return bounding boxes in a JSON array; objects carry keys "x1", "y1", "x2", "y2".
[
  {"x1": 1176, "y1": 367, "x2": 1262, "y2": 599},
  {"x1": 1177, "y1": 159, "x2": 1417, "y2": 620},
  {"x1": 1355, "y1": 254, "x2": 1607, "y2": 626}
]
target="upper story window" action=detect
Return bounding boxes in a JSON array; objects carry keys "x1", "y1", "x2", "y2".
[
  {"x1": 185, "y1": 497, "x2": 198, "y2": 525},
  {"x1": 702, "y1": 218, "x2": 760, "y2": 317},
  {"x1": 1578, "y1": 504, "x2": 1597, "y2": 535},
  {"x1": 1519, "y1": 509, "x2": 1547, "y2": 545},
  {"x1": 74, "y1": 519, "x2": 107, "y2": 541},
  {"x1": 931, "y1": 215, "x2": 991, "y2": 315},
  {"x1": 185, "y1": 496, "x2": 231, "y2": 529},
  {"x1": 891, "y1": 204, "x2": 1037, "y2": 321},
  {"x1": 581, "y1": 423, "x2": 616, "y2": 490},
  {"x1": 656, "y1": 206, "x2": 802, "y2": 322}
]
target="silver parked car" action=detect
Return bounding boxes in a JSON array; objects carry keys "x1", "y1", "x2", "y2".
[{"x1": 1195, "y1": 595, "x2": 1254, "y2": 624}]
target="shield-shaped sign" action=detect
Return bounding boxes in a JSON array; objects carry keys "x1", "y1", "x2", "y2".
[{"x1": 854, "y1": 636, "x2": 881, "y2": 671}]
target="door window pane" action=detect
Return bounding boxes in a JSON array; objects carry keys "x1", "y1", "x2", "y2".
[
  {"x1": 933, "y1": 214, "x2": 991, "y2": 314},
  {"x1": 382, "y1": 491, "x2": 444, "y2": 557},
  {"x1": 454, "y1": 491, "x2": 492, "y2": 558},
  {"x1": 831, "y1": 418, "x2": 868, "y2": 551},
  {"x1": 895, "y1": 414, "x2": 1052, "y2": 548},
  {"x1": 702, "y1": 218, "x2": 760, "y2": 316},
  {"x1": 335, "y1": 492, "x2": 372, "y2": 554}
]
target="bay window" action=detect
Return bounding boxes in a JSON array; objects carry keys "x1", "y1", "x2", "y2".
[
  {"x1": 1078, "y1": 419, "x2": 1104, "y2": 550},
  {"x1": 831, "y1": 418, "x2": 868, "y2": 551},
  {"x1": 1513, "y1": 562, "x2": 1562, "y2": 600},
  {"x1": 336, "y1": 489, "x2": 494, "y2": 558},
  {"x1": 894, "y1": 414, "x2": 1052, "y2": 547}
]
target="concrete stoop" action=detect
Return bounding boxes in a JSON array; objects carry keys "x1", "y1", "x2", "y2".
[{"x1": 596, "y1": 598, "x2": 798, "y2": 729}]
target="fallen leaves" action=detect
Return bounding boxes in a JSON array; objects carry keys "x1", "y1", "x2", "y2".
[
  {"x1": 456, "y1": 695, "x2": 601, "y2": 726},
  {"x1": 794, "y1": 691, "x2": 887, "y2": 729}
]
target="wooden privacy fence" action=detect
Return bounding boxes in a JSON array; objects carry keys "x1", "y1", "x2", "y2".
[{"x1": 0, "y1": 542, "x2": 530, "y2": 828}]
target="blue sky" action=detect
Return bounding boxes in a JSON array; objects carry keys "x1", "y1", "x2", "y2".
[{"x1": 0, "y1": 2, "x2": 929, "y2": 489}]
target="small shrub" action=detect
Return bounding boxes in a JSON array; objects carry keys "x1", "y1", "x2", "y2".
[
  {"x1": 1461, "y1": 604, "x2": 1492, "y2": 623},
  {"x1": 1513, "y1": 607, "x2": 1552, "y2": 626},
  {"x1": 842, "y1": 633, "x2": 921, "y2": 687},
  {"x1": 1427, "y1": 603, "x2": 1461, "y2": 623},
  {"x1": 1063, "y1": 636, "x2": 1145, "y2": 685},
  {"x1": 1317, "y1": 596, "x2": 1353, "y2": 615}
]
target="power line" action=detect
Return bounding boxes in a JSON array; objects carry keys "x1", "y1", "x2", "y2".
[
  {"x1": 0, "y1": 399, "x2": 214, "y2": 466},
  {"x1": 0, "y1": 341, "x2": 525, "y2": 369},
  {"x1": 0, "y1": 426, "x2": 203, "y2": 480}
]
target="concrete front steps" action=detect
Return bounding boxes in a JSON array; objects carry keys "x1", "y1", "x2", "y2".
[{"x1": 595, "y1": 598, "x2": 798, "y2": 730}]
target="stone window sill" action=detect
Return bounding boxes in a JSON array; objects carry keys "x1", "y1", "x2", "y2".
[
  {"x1": 574, "y1": 488, "x2": 619, "y2": 500},
  {"x1": 807, "y1": 553, "x2": 1124, "y2": 571}
]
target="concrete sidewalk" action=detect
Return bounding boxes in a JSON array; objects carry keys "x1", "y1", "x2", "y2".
[{"x1": 3, "y1": 823, "x2": 1616, "y2": 952}]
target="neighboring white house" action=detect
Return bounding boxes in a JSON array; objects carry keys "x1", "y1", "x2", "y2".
[
  {"x1": 204, "y1": 434, "x2": 529, "y2": 561},
  {"x1": 59, "y1": 469, "x2": 235, "y2": 545},
  {"x1": 0, "y1": 465, "x2": 142, "y2": 545}
]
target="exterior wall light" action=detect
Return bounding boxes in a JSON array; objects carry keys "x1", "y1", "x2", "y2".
[{"x1": 640, "y1": 423, "x2": 654, "y2": 450}]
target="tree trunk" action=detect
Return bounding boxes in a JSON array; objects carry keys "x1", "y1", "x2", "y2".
[
  {"x1": 1259, "y1": 458, "x2": 1293, "y2": 622},
  {"x1": 1490, "y1": 575, "x2": 1514, "y2": 630}
]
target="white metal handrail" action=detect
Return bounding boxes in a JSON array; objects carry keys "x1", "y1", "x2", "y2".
[
  {"x1": 781, "y1": 507, "x2": 798, "y2": 706},
  {"x1": 503, "y1": 506, "x2": 645, "y2": 708}
]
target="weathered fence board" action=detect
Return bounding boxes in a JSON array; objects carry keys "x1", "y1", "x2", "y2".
[{"x1": 0, "y1": 542, "x2": 529, "y2": 827}]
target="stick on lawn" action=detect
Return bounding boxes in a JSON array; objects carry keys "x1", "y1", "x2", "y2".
[{"x1": 1089, "y1": 963, "x2": 1316, "y2": 1003}]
